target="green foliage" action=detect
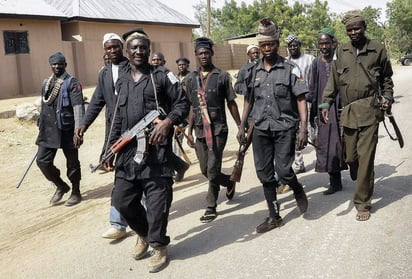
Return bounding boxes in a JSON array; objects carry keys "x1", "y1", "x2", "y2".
[
  {"x1": 387, "y1": 0, "x2": 412, "y2": 55},
  {"x1": 193, "y1": 0, "x2": 411, "y2": 58}
]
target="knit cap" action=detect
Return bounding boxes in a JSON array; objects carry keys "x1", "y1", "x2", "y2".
[
  {"x1": 256, "y1": 18, "x2": 280, "y2": 42},
  {"x1": 102, "y1": 33, "x2": 122, "y2": 48},
  {"x1": 48, "y1": 52, "x2": 65, "y2": 64}
]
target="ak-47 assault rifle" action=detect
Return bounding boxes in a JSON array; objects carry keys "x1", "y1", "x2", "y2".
[
  {"x1": 89, "y1": 110, "x2": 160, "y2": 173},
  {"x1": 230, "y1": 123, "x2": 254, "y2": 182}
]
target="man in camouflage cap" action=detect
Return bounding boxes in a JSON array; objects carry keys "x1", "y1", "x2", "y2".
[{"x1": 320, "y1": 10, "x2": 394, "y2": 221}]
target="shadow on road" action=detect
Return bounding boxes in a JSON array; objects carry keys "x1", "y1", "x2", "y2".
[
  {"x1": 170, "y1": 184, "x2": 264, "y2": 260},
  {"x1": 82, "y1": 182, "x2": 113, "y2": 200},
  {"x1": 290, "y1": 161, "x2": 411, "y2": 220}
]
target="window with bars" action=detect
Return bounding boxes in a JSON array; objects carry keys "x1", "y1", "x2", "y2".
[{"x1": 3, "y1": 31, "x2": 29, "y2": 54}]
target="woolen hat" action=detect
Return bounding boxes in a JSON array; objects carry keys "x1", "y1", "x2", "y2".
[
  {"x1": 341, "y1": 10, "x2": 365, "y2": 26},
  {"x1": 102, "y1": 33, "x2": 123, "y2": 48},
  {"x1": 48, "y1": 52, "x2": 66, "y2": 64},
  {"x1": 256, "y1": 18, "x2": 280, "y2": 42}
]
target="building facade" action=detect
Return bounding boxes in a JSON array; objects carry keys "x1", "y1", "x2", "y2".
[{"x1": 0, "y1": 0, "x2": 199, "y2": 98}]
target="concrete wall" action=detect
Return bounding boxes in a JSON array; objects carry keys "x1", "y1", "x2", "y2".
[
  {"x1": 0, "y1": 19, "x2": 198, "y2": 99},
  {"x1": 0, "y1": 18, "x2": 73, "y2": 98},
  {"x1": 1, "y1": 18, "x2": 289, "y2": 99}
]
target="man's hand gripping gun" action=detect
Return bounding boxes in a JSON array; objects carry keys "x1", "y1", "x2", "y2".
[{"x1": 89, "y1": 110, "x2": 161, "y2": 173}]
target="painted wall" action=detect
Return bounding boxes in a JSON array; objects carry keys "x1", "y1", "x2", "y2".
[
  {"x1": 0, "y1": 18, "x2": 76, "y2": 98},
  {"x1": 1, "y1": 18, "x2": 264, "y2": 99},
  {"x1": 0, "y1": 19, "x2": 197, "y2": 99}
]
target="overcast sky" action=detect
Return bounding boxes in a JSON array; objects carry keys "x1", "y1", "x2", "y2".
[{"x1": 159, "y1": 0, "x2": 390, "y2": 21}]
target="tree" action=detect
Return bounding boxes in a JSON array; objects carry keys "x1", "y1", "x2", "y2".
[
  {"x1": 193, "y1": 0, "x2": 208, "y2": 37},
  {"x1": 194, "y1": 0, "x2": 398, "y2": 57},
  {"x1": 387, "y1": 0, "x2": 412, "y2": 54},
  {"x1": 362, "y1": 6, "x2": 384, "y2": 42}
]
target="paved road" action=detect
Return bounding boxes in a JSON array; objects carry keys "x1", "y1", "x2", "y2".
[{"x1": 0, "y1": 66, "x2": 411, "y2": 279}]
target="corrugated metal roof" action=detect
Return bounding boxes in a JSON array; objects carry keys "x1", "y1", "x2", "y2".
[
  {"x1": 0, "y1": 0, "x2": 199, "y2": 27},
  {"x1": 0, "y1": 0, "x2": 66, "y2": 18}
]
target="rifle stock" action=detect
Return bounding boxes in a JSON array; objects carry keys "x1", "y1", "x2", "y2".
[
  {"x1": 230, "y1": 123, "x2": 254, "y2": 182},
  {"x1": 174, "y1": 130, "x2": 191, "y2": 165}
]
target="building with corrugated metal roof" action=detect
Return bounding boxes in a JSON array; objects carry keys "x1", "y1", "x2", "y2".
[{"x1": 0, "y1": 0, "x2": 199, "y2": 98}]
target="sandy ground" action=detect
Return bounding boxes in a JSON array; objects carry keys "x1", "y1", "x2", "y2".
[{"x1": 0, "y1": 67, "x2": 411, "y2": 278}]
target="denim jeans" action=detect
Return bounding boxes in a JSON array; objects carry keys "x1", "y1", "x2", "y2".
[{"x1": 109, "y1": 206, "x2": 128, "y2": 231}]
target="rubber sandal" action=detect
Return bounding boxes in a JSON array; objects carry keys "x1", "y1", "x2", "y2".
[
  {"x1": 356, "y1": 210, "x2": 370, "y2": 221},
  {"x1": 200, "y1": 211, "x2": 217, "y2": 223}
]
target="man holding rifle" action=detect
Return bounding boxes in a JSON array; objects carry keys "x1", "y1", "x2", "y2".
[
  {"x1": 185, "y1": 37, "x2": 241, "y2": 223},
  {"x1": 237, "y1": 18, "x2": 309, "y2": 234},
  {"x1": 320, "y1": 11, "x2": 394, "y2": 221},
  {"x1": 103, "y1": 28, "x2": 189, "y2": 273}
]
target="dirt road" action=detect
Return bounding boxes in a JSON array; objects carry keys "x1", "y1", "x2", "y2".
[{"x1": 0, "y1": 66, "x2": 411, "y2": 278}]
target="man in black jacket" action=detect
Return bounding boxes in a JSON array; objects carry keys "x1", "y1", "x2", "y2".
[
  {"x1": 36, "y1": 52, "x2": 85, "y2": 206},
  {"x1": 237, "y1": 19, "x2": 308, "y2": 233},
  {"x1": 185, "y1": 37, "x2": 241, "y2": 223},
  {"x1": 74, "y1": 33, "x2": 129, "y2": 239},
  {"x1": 105, "y1": 28, "x2": 190, "y2": 273},
  {"x1": 234, "y1": 45, "x2": 259, "y2": 95}
]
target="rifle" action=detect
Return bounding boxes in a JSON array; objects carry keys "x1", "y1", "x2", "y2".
[
  {"x1": 230, "y1": 123, "x2": 254, "y2": 182},
  {"x1": 89, "y1": 110, "x2": 160, "y2": 173},
  {"x1": 174, "y1": 127, "x2": 191, "y2": 164},
  {"x1": 16, "y1": 152, "x2": 37, "y2": 188}
]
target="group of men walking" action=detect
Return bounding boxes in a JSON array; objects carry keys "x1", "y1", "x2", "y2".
[{"x1": 34, "y1": 9, "x2": 394, "y2": 273}]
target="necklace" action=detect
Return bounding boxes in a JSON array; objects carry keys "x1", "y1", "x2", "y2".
[{"x1": 43, "y1": 72, "x2": 68, "y2": 105}]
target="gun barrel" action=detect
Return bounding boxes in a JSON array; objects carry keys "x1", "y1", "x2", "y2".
[{"x1": 16, "y1": 152, "x2": 37, "y2": 188}]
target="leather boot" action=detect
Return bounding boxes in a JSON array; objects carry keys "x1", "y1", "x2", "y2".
[
  {"x1": 132, "y1": 235, "x2": 149, "y2": 260},
  {"x1": 256, "y1": 217, "x2": 284, "y2": 233},
  {"x1": 64, "y1": 183, "x2": 82, "y2": 206},
  {"x1": 50, "y1": 182, "x2": 70, "y2": 205},
  {"x1": 148, "y1": 246, "x2": 168, "y2": 273}
]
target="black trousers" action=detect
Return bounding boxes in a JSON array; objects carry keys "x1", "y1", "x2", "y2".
[
  {"x1": 195, "y1": 133, "x2": 231, "y2": 209},
  {"x1": 112, "y1": 176, "x2": 173, "y2": 247},
  {"x1": 252, "y1": 128, "x2": 304, "y2": 196},
  {"x1": 36, "y1": 145, "x2": 81, "y2": 188}
]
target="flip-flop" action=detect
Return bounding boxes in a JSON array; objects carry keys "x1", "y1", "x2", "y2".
[
  {"x1": 356, "y1": 210, "x2": 370, "y2": 221},
  {"x1": 200, "y1": 211, "x2": 217, "y2": 223}
]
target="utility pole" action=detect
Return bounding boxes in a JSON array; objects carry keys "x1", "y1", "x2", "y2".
[{"x1": 207, "y1": 0, "x2": 211, "y2": 38}]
